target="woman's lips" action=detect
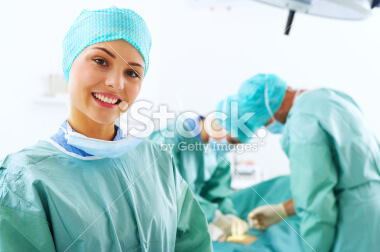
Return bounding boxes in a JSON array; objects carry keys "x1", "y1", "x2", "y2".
[{"x1": 91, "y1": 92, "x2": 122, "y2": 109}]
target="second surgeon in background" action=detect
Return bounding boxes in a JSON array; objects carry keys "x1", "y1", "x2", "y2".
[{"x1": 216, "y1": 74, "x2": 380, "y2": 252}]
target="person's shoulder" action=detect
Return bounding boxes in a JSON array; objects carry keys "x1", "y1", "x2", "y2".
[
  {"x1": 133, "y1": 138, "x2": 173, "y2": 162},
  {"x1": 136, "y1": 138, "x2": 167, "y2": 150},
  {"x1": 1, "y1": 140, "x2": 58, "y2": 170},
  {"x1": 0, "y1": 140, "x2": 61, "y2": 198},
  {"x1": 292, "y1": 88, "x2": 344, "y2": 115},
  {"x1": 0, "y1": 141, "x2": 54, "y2": 217},
  {"x1": 297, "y1": 88, "x2": 330, "y2": 104},
  {"x1": 299, "y1": 88, "x2": 354, "y2": 104},
  {"x1": 130, "y1": 138, "x2": 181, "y2": 185}
]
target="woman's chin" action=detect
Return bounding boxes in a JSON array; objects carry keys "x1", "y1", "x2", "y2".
[{"x1": 90, "y1": 113, "x2": 118, "y2": 125}]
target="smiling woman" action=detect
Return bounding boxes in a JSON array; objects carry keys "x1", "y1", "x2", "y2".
[
  {"x1": 68, "y1": 40, "x2": 145, "y2": 141},
  {"x1": 0, "y1": 6, "x2": 212, "y2": 252}
]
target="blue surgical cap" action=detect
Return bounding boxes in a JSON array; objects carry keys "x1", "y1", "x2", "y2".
[
  {"x1": 216, "y1": 74, "x2": 287, "y2": 143},
  {"x1": 62, "y1": 6, "x2": 152, "y2": 83}
]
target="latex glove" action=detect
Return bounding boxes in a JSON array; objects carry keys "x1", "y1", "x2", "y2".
[
  {"x1": 226, "y1": 215, "x2": 249, "y2": 236},
  {"x1": 208, "y1": 223, "x2": 225, "y2": 242},
  {"x1": 212, "y1": 210, "x2": 249, "y2": 241},
  {"x1": 247, "y1": 203, "x2": 288, "y2": 230}
]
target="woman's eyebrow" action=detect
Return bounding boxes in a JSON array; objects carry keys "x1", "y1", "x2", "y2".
[
  {"x1": 128, "y1": 62, "x2": 145, "y2": 69},
  {"x1": 91, "y1": 47, "x2": 145, "y2": 70},
  {"x1": 92, "y1": 47, "x2": 116, "y2": 58}
]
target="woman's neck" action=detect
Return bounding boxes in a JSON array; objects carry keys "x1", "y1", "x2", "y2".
[{"x1": 68, "y1": 106, "x2": 116, "y2": 141}]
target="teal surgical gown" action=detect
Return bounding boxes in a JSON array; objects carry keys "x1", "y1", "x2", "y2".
[
  {"x1": 149, "y1": 121, "x2": 236, "y2": 223},
  {"x1": 280, "y1": 88, "x2": 380, "y2": 252},
  {"x1": 0, "y1": 139, "x2": 212, "y2": 251}
]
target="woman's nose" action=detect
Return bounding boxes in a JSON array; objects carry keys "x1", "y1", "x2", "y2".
[{"x1": 105, "y1": 72, "x2": 124, "y2": 90}]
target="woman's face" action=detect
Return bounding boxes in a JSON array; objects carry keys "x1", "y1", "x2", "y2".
[{"x1": 68, "y1": 39, "x2": 145, "y2": 124}]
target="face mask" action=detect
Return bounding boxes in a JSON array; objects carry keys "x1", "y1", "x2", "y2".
[
  {"x1": 266, "y1": 120, "x2": 284, "y2": 134},
  {"x1": 264, "y1": 78, "x2": 285, "y2": 134},
  {"x1": 64, "y1": 122, "x2": 143, "y2": 158},
  {"x1": 264, "y1": 83, "x2": 302, "y2": 134},
  {"x1": 209, "y1": 136, "x2": 232, "y2": 155}
]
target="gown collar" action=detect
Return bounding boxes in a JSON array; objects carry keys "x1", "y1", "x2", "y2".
[{"x1": 50, "y1": 120, "x2": 126, "y2": 157}]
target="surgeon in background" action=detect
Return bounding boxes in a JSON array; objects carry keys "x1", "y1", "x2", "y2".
[
  {"x1": 216, "y1": 74, "x2": 380, "y2": 252},
  {"x1": 149, "y1": 115, "x2": 249, "y2": 242},
  {"x1": 0, "y1": 7, "x2": 212, "y2": 251}
]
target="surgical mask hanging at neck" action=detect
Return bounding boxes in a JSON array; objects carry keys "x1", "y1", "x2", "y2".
[
  {"x1": 264, "y1": 77, "x2": 285, "y2": 134},
  {"x1": 64, "y1": 121, "x2": 143, "y2": 158}
]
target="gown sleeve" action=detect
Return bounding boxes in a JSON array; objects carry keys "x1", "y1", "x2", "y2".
[
  {"x1": 198, "y1": 155, "x2": 236, "y2": 222},
  {"x1": 0, "y1": 163, "x2": 56, "y2": 252},
  {"x1": 285, "y1": 114, "x2": 338, "y2": 252},
  {"x1": 173, "y1": 158, "x2": 212, "y2": 252}
]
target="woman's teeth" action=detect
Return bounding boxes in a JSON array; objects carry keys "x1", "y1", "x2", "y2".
[{"x1": 93, "y1": 93, "x2": 119, "y2": 104}]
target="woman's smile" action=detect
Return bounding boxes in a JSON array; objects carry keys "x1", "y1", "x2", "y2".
[{"x1": 91, "y1": 91, "x2": 122, "y2": 108}]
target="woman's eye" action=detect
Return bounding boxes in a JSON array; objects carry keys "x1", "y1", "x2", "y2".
[
  {"x1": 93, "y1": 58, "x2": 107, "y2": 66},
  {"x1": 126, "y1": 70, "x2": 139, "y2": 78}
]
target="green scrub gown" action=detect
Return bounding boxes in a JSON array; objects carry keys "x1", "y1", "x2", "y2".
[
  {"x1": 0, "y1": 139, "x2": 212, "y2": 251},
  {"x1": 149, "y1": 121, "x2": 236, "y2": 223},
  {"x1": 280, "y1": 88, "x2": 380, "y2": 252}
]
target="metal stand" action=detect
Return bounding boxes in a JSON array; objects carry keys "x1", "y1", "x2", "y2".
[{"x1": 284, "y1": 10, "x2": 296, "y2": 35}]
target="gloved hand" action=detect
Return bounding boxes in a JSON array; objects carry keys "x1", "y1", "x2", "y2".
[
  {"x1": 247, "y1": 203, "x2": 288, "y2": 230},
  {"x1": 208, "y1": 223, "x2": 225, "y2": 242},
  {"x1": 211, "y1": 210, "x2": 249, "y2": 241},
  {"x1": 226, "y1": 214, "x2": 249, "y2": 237}
]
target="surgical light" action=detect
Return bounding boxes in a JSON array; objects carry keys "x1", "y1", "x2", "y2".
[{"x1": 252, "y1": 0, "x2": 380, "y2": 35}]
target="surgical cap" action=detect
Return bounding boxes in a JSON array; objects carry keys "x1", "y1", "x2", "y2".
[
  {"x1": 216, "y1": 74, "x2": 287, "y2": 143},
  {"x1": 62, "y1": 6, "x2": 152, "y2": 83}
]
